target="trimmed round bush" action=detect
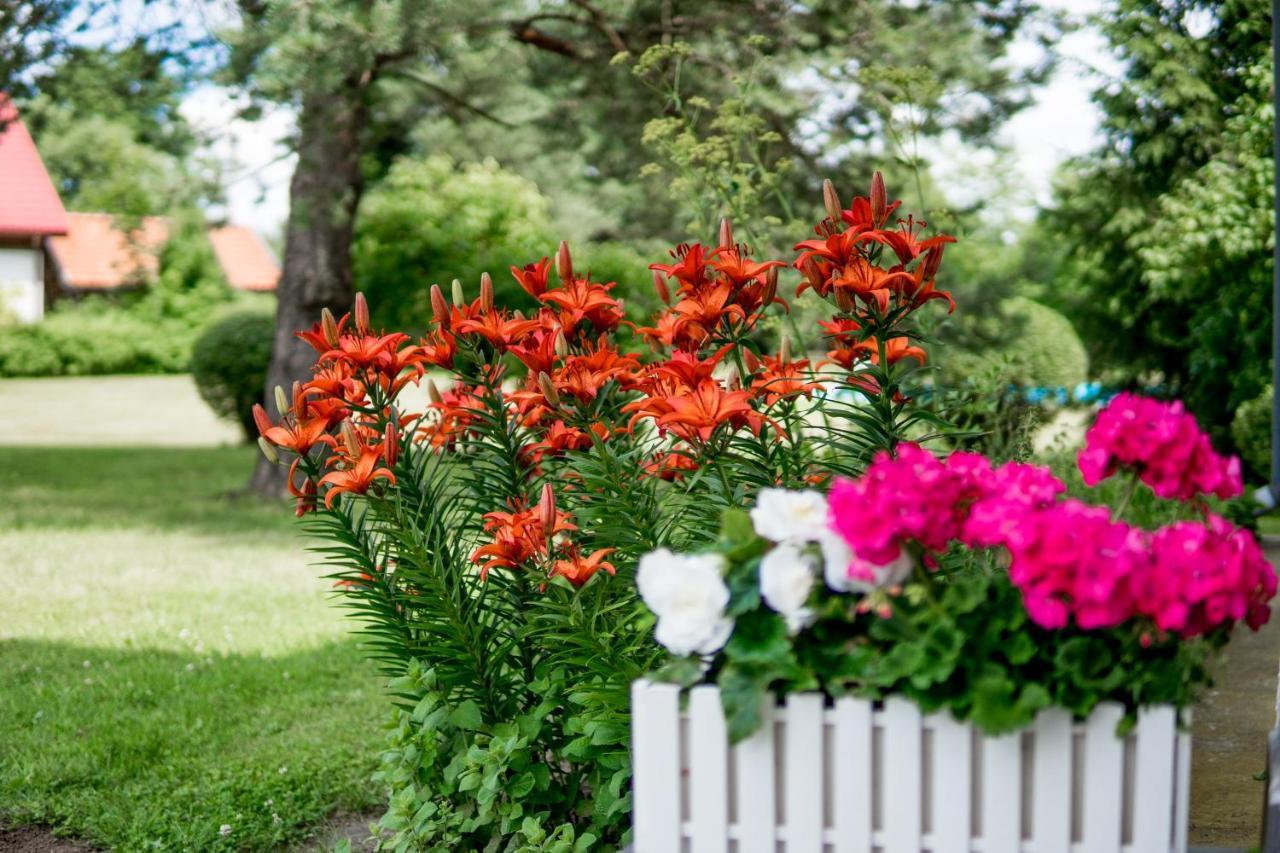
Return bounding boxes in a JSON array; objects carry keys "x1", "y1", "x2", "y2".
[
  {"x1": 1232, "y1": 386, "x2": 1272, "y2": 480},
  {"x1": 191, "y1": 310, "x2": 275, "y2": 441},
  {"x1": 947, "y1": 297, "x2": 1089, "y2": 390}
]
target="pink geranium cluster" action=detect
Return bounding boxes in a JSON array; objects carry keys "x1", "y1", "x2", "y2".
[
  {"x1": 828, "y1": 445, "x2": 1065, "y2": 563},
  {"x1": 1078, "y1": 392, "x2": 1243, "y2": 502},
  {"x1": 826, "y1": 436, "x2": 1275, "y2": 638}
]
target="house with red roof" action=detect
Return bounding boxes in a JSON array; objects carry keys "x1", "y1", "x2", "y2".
[{"x1": 0, "y1": 97, "x2": 279, "y2": 323}]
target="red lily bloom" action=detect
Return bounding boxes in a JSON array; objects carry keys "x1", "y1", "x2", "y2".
[
  {"x1": 509, "y1": 330, "x2": 561, "y2": 376},
  {"x1": 831, "y1": 258, "x2": 914, "y2": 312},
  {"x1": 655, "y1": 379, "x2": 773, "y2": 444},
  {"x1": 708, "y1": 245, "x2": 785, "y2": 289},
  {"x1": 511, "y1": 257, "x2": 553, "y2": 298},
  {"x1": 539, "y1": 278, "x2": 625, "y2": 336},
  {"x1": 471, "y1": 501, "x2": 577, "y2": 579},
  {"x1": 297, "y1": 312, "x2": 348, "y2": 353},
  {"x1": 420, "y1": 387, "x2": 488, "y2": 448},
  {"x1": 642, "y1": 450, "x2": 700, "y2": 481},
  {"x1": 750, "y1": 355, "x2": 821, "y2": 405},
  {"x1": 256, "y1": 404, "x2": 331, "y2": 455},
  {"x1": 549, "y1": 547, "x2": 617, "y2": 586},
  {"x1": 319, "y1": 442, "x2": 396, "y2": 508},
  {"x1": 651, "y1": 344, "x2": 733, "y2": 389},
  {"x1": 865, "y1": 215, "x2": 956, "y2": 265},
  {"x1": 420, "y1": 329, "x2": 457, "y2": 368},
  {"x1": 320, "y1": 332, "x2": 411, "y2": 370},
  {"x1": 455, "y1": 311, "x2": 542, "y2": 350},
  {"x1": 650, "y1": 243, "x2": 710, "y2": 292}
]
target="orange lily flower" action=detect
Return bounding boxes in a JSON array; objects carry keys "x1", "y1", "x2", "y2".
[
  {"x1": 255, "y1": 404, "x2": 331, "y2": 455},
  {"x1": 455, "y1": 311, "x2": 542, "y2": 350},
  {"x1": 511, "y1": 257, "x2": 553, "y2": 297},
  {"x1": 750, "y1": 355, "x2": 821, "y2": 405},
  {"x1": 549, "y1": 547, "x2": 617, "y2": 586},
  {"x1": 650, "y1": 242, "x2": 710, "y2": 292},
  {"x1": 539, "y1": 278, "x2": 625, "y2": 336},
  {"x1": 319, "y1": 443, "x2": 396, "y2": 508},
  {"x1": 471, "y1": 501, "x2": 577, "y2": 579},
  {"x1": 831, "y1": 258, "x2": 914, "y2": 312},
  {"x1": 641, "y1": 450, "x2": 700, "y2": 481},
  {"x1": 655, "y1": 379, "x2": 772, "y2": 444}
]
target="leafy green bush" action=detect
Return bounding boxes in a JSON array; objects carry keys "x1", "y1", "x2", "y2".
[
  {"x1": 191, "y1": 310, "x2": 276, "y2": 441},
  {"x1": 355, "y1": 156, "x2": 557, "y2": 326},
  {"x1": 1232, "y1": 386, "x2": 1272, "y2": 480},
  {"x1": 946, "y1": 297, "x2": 1088, "y2": 389}
]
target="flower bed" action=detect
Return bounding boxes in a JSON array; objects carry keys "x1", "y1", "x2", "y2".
[{"x1": 255, "y1": 174, "x2": 1273, "y2": 851}]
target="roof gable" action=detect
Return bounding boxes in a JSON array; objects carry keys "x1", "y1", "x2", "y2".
[{"x1": 0, "y1": 96, "x2": 69, "y2": 238}]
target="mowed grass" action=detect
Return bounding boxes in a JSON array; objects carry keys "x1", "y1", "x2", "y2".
[{"x1": 0, "y1": 444, "x2": 388, "y2": 851}]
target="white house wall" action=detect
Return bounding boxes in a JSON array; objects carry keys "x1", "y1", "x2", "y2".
[{"x1": 0, "y1": 246, "x2": 43, "y2": 323}]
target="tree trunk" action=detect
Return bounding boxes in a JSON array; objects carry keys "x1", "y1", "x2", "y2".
[{"x1": 249, "y1": 85, "x2": 367, "y2": 495}]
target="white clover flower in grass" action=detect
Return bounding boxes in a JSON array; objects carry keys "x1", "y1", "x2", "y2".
[
  {"x1": 750, "y1": 488, "x2": 830, "y2": 543},
  {"x1": 759, "y1": 542, "x2": 818, "y2": 633},
  {"x1": 637, "y1": 549, "x2": 734, "y2": 657}
]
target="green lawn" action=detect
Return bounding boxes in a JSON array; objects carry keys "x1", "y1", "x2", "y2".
[{"x1": 0, "y1": 445, "x2": 388, "y2": 851}]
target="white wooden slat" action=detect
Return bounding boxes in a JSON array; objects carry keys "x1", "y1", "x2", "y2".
[
  {"x1": 689, "y1": 685, "x2": 729, "y2": 853},
  {"x1": 1131, "y1": 706, "x2": 1176, "y2": 853},
  {"x1": 928, "y1": 712, "x2": 971, "y2": 853},
  {"x1": 1081, "y1": 702, "x2": 1125, "y2": 853},
  {"x1": 734, "y1": 695, "x2": 777, "y2": 853},
  {"x1": 882, "y1": 697, "x2": 922, "y2": 852},
  {"x1": 832, "y1": 697, "x2": 873, "y2": 853},
  {"x1": 1030, "y1": 709, "x2": 1073, "y2": 853},
  {"x1": 785, "y1": 693, "x2": 825, "y2": 853},
  {"x1": 981, "y1": 732, "x2": 1022, "y2": 853},
  {"x1": 1173, "y1": 718, "x2": 1192, "y2": 853},
  {"x1": 631, "y1": 680, "x2": 682, "y2": 853}
]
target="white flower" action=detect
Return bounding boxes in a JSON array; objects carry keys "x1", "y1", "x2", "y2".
[
  {"x1": 818, "y1": 531, "x2": 914, "y2": 593},
  {"x1": 759, "y1": 542, "x2": 817, "y2": 633},
  {"x1": 219, "y1": 825, "x2": 232, "y2": 838},
  {"x1": 638, "y1": 549, "x2": 734, "y2": 657},
  {"x1": 750, "y1": 488, "x2": 830, "y2": 543}
]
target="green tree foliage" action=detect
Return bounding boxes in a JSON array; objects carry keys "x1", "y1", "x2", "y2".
[
  {"x1": 354, "y1": 157, "x2": 557, "y2": 324},
  {"x1": 1040, "y1": 0, "x2": 1272, "y2": 436},
  {"x1": 1233, "y1": 385, "x2": 1273, "y2": 481}
]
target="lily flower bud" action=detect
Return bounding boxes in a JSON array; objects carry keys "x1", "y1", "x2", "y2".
[
  {"x1": 340, "y1": 420, "x2": 361, "y2": 458},
  {"x1": 274, "y1": 385, "x2": 290, "y2": 418},
  {"x1": 554, "y1": 331, "x2": 569, "y2": 357},
  {"x1": 537, "y1": 371, "x2": 560, "y2": 406},
  {"x1": 555, "y1": 241, "x2": 573, "y2": 284},
  {"x1": 822, "y1": 179, "x2": 842, "y2": 223},
  {"x1": 718, "y1": 218, "x2": 734, "y2": 250},
  {"x1": 321, "y1": 308, "x2": 340, "y2": 347},
  {"x1": 921, "y1": 245, "x2": 944, "y2": 282},
  {"x1": 652, "y1": 270, "x2": 670, "y2": 305},
  {"x1": 834, "y1": 287, "x2": 856, "y2": 313},
  {"x1": 479, "y1": 272, "x2": 494, "y2": 311},
  {"x1": 723, "y1": 365, "x2": 741, "y2": 390},
  {"x1": 779, "y1": 334, "x2": 791, "y2": 364},
  {"x1": 538, "y1": 482, "x2": 556, "y2": 534},
  {"x1": 430, "y1": 285, "x2": 450, "y2": 329},
  {"x1": 762, "y1": 267, "x2": 778, "y2": 307},
  {"x1": 451, "y1": 278, "x2": 465, "y2": 308},
  {"x1": 383, "y1": 423, "x2": 398, "y2": 467},
  {"x1": 354, "y1": 292, "x2": 370, "y2": 334},
  {"x1": 425, "y1": 378, "x2": 443, "y2": 405},
  {"x1": 257, "y1": 437, "x2": 279, "y2": 465},
  {"x1": 870, "y1": 171, "x2": 887, "y2": 226},
  {"x1": 252, "y1": 404, "x2": 273, "y2": 437}
]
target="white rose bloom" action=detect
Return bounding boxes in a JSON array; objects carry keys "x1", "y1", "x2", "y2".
[
  {"x1": 759, "y1": 542, "x2": 817, "y2": 633},
  {"x1": 750, "y1": 488, "x2": 830, "y2": 543},
  {"x1": 638, "y1": 549, "x2": 734, "y2": 657},
  {"x1": 818, "y1": 531, "x2": 915, "y2": 593}
]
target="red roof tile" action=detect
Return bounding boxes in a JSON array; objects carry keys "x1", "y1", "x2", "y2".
[
  {"x1": 46, "y1": 212, "x2": 168, "y2": 289},
  {"x1": 47, "y1": 212, "x2": 280, "y2": 292},
  {"x1": 207, "y1": 225, "x2": 280, "y2": 291},
  {"x1": 0, "y1": 96, "x2": 69, "y2": 238}
]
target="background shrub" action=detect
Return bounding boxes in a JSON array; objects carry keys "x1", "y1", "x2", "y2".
[
  {"x1": 945, "y1": 297, "x2": 1089, "y2": 389},
  {"x1": 1232, "y1": 386, "x2": 1272, "y2": 481},
  {"x1": 190, "y1": 309, "x2": 276, "y2": 441}
]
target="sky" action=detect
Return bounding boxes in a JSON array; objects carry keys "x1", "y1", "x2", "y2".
[{"x1": 174, "y1": 0, "x2": 1122, "y2": 239}]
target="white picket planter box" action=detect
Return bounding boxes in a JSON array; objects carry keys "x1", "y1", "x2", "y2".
[{"x1": 631, "y1": 680, "x2": 1191, "y2": 853}]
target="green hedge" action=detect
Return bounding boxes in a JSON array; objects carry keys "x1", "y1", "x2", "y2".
[
  {"x1": 1232, "y1": 386, "x2": 1271, "y2": 480},
  {"x1": 191, "y1": 309, "x2": 276, "y2": 441},
  {"x1": 946, "y1": 297, "x2": 1089, "y2": 389}
]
